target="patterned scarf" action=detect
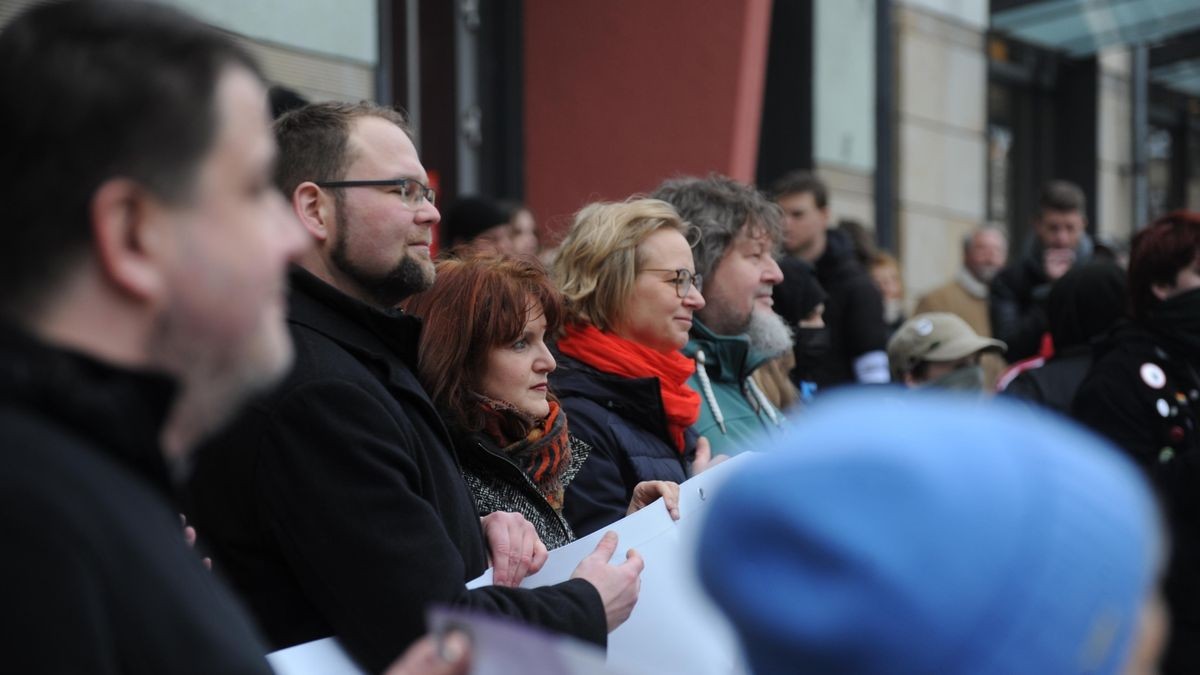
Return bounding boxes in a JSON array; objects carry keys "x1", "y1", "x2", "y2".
[
  {"x1": 556, "y1": 322, "x2": 700, "y2": 453},
  {"x1": 477, "y1": 397, "x2": 572, "y2": 510}
]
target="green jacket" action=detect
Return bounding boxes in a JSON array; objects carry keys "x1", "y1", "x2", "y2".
[{"x1": 683, "y1": 320, "x2": 785, "y2": 457}]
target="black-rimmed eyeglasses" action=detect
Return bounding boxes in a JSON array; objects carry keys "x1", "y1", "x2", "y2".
[
  {"x1": 315, "y1": 178, "x2": 437, "y2": 207},
  {"x1": 642, "y1": 268, "x2": 703, "y2": 299}
]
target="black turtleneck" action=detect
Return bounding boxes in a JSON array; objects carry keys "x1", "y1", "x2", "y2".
[{"x1": 0, "y1": 322, "x2": 271, "y2": 674}]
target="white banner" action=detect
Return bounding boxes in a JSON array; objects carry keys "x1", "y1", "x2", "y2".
[
  {"x1": 468, "y1": 453, "x2": 751, "y2": 675},
  {"x1": 269, "y1": 454, "x2": 754, "y2": 675}
]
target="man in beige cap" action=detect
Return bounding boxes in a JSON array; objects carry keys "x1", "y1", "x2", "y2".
[{"x1": 888, "y1": 313, "x2": 1007, "y2": 390}]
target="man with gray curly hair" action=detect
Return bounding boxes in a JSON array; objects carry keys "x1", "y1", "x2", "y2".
[{"x1": 651, "y1": 174, "x2": 791, "y2": 456}]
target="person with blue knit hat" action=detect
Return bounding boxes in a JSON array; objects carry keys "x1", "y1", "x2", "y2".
[{"x1": 698, "y1": 391, "x2": 1167, "y2": 675}]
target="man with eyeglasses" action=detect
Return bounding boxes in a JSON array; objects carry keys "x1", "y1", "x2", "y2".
[
  {"x1": 187, "y1": 101, "x2": 642, "y2": 673},
  {"x1": 652, "y1": 175, "x2": 792, "y2": 456}
]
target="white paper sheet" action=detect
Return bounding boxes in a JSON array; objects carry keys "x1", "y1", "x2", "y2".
[
  {"x1": 266, "y1": 636, "x2": 362, "y2": 675},
  {"x1": 468, "y1": 453, "x2": 754, "y2": 675}
]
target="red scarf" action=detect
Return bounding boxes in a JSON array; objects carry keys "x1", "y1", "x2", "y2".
[{"x1": 556, "y1": 323, "x2": 699, "y2": 453}]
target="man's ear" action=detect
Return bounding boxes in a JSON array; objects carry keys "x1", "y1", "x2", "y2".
[
  {"x1": 293, "y1": 181, "x2": 333, "y2": 244},
  {"x1": 89, "y1": 178, "x2": 169, "y2": 303},
  {"x1": 1151, "y1": 281, "x2": 1174, "y2": 302}
]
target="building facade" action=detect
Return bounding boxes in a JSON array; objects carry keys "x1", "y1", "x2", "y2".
[{"x1": 5, "y1": 0, "x2": 1198, "y2": 300}]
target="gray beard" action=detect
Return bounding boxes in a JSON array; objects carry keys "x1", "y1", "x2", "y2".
[{"x1": 745, "y1": 309, "x2": 794, "y2": 358}]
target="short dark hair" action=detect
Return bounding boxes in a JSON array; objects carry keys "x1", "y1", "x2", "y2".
[
  {"x1": 1128, "y1": 211, "x2": 1200, "y2": 320},
  {"x1": 404, "y1": 249, "x2": 564, "y2": 433},
  {"x1": 0, "y1": 0, "x2": 260, "y2": 315},
  {"x1": 769, "y1": 171, "x2": 828, "y2": 209},
  {"x1": 273, "y1": 101, "x2": 410, "y2": 200},
  {"x1": 651, "y1": 174, "x2": 783, "y2": 279},
  {"x1": 1039, "y1": 180, "x2": 1086, "y2": 215},
  {"x1": 268, "y1": 85, "x2": 309, "y2": 120}
]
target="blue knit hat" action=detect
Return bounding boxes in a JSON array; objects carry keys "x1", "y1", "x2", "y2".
[{"x1": 698, "y1": 391, "x2": 1163, "y2": 675}]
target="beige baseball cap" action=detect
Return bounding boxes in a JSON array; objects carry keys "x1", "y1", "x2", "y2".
[{"x1": 887, "y1": 313, "x2": 1006, "y2": 379}]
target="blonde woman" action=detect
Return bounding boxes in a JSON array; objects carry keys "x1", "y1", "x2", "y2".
[{"x1": 551, "y1": 199, "x2": 712, "y2": 536}]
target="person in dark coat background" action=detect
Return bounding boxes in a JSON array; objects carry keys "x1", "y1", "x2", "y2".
[
  {"x1": 772, "y1": 256, "x2": 829, "y2": 404},
  {"x1": 990, "y1": 180, "x2": 1094, "y2": 361},
  {"x1": 1073, "y1": 211, "x2": 1200, "y2": 674},
  {"x1": 1002, "y1": 261, "x2": 1127, "y2": 413},
  {"x1": 188, "y1": 101, "x2": 643, "y2": 673},
  {"x1": 772, "y1": 171, "x2": 889, "y2": 388}
]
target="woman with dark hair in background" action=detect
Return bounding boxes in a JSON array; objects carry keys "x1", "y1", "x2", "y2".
[
  {"x1": 441, "y1": 196, "x2": 513, "y2": 254},
  {"x1": 499, "y1": 200, "x2": 540, "y2": 257},
  {"x1": 405, "y1": 250, "x2": 678, "y2": 550}
]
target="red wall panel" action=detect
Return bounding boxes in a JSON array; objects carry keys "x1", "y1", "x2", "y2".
[{"x1": 524, "y1": 0, "x2": 772, "y2": 241}]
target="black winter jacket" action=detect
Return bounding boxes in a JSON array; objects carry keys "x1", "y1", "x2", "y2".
[
  {"x1": 0, "y1": 325, "x2": 271, "y2": 675},
  {"x1": 550, "y1": 352, "x2": 693, "y2": 537},
  {"x1": 1073, "y1": 322, "x2": 1200, "y2": 673},
  {"x1": 803, "y1": 228, "x2": 887, "y2": 387},
  {"x1": 188, "y1": 269, "x2": 605, "y2": 673},
  {"x1": 1003, "y1": 346, "x2": 1094, "y2": 415},
  {"x1": 989, "y1": 234, "x2": 1093, "y2": 361}
]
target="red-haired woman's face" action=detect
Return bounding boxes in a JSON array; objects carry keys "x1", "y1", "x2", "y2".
[
  {"x1": 479, "y1": 305, "x2": 556, "y2": 419},
  {"x1": 1153, "y1": 256, "x2": 1200, "y2": 302}
]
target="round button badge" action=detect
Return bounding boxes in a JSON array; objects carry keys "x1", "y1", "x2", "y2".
[{"x1": 1141, "y1": 363, "x2": 1166, "y2": 390}]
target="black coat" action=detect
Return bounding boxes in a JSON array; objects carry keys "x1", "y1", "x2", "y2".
[
  {"x1": 188, "y1": 269, "x2": 605, "y2": 674},
  {"x1": 800, "y1": 228, "x2": 887, "y2": 388},
  {"x1": 0, "y1": 325, "x2": 271, "y2": 675},
  {"x1": 1072, "y1": 323, "x2": 1200, "y2": 673},
  {"x1": 1003, "y1": 262, "x2": 1127, "y2": 414},
  {"x1": 1003, "y1": 346, "x2": 1094, "y2": 415},
  {"x1": 989, "y1": 235, "x2": 1094, "y2": 362},
  {"x1": 550, "y1": 352, "x2": 693, "y2": 538}
]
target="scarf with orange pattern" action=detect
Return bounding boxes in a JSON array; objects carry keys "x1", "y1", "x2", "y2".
[{"x1": 477, "y1": 397, "x2": 572, "y2": 510}]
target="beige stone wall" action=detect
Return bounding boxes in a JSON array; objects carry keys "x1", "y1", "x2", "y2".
[
  {"x1": 816, "y1": 161, "x2": 875, "y2": 228},
  {"x1": 236, "y1": 38, "x2": 374, "y2": 104},
  {"x1": 0, "y1": 0, "x2": 374, "y2": 105},
  {"x1": 894, "y1": 3, "x2": 988, "y2": 308},
  {"x1": 1097, "y1": 48, "x2": 1135, "y2": 244}
]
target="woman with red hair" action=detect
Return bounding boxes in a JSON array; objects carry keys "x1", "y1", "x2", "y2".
[
  {"x1": 1073, "y1": 210, "x2": 1200, "y2": 673},
  {"x1": 404, "y1": 250, "x2": 678, "y2": 551}
]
